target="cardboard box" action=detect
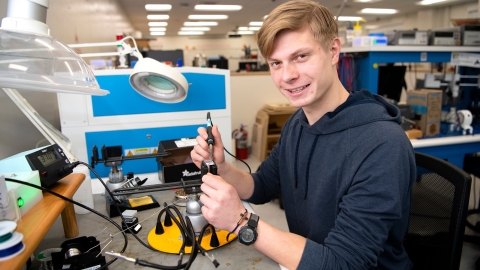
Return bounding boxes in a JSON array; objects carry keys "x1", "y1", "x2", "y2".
[
  {"x1": 157, "y1": 138, "x2": 201, "y2": 183},
  {"x1": 406, "y1": 89, "x2": 443, "y2": 137}
]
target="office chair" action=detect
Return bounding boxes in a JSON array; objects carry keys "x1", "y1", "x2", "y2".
[{"x1": 404, "y1": 152, "x2": 471, "y2": 270}]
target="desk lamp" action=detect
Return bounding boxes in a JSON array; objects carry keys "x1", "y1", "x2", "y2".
[{"x1": 68, "y1": 38, "x2": 189, "y2": 103}]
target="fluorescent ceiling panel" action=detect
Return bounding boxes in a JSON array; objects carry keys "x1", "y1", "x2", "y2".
[
  {"x1": 148, "y1": 22, "x2": 168, "y2": 26},
  {"x1": 178, "y1": 31, "x2": 205, "y2": 35},
  {"x1": 188, "y1": 15, "x2": 228, "y2": 20},
  {"x1": 194, "y1": 5, "x2": 242, "y2": 11},
  {"x1": 147, "y1": 15, "x2": 170, "y2": 20},
  {"x1": 149, "y1": 27, "x2": 166, "y2": 31},
  {"x1": 145, "y1": 4, "x2": 172, "y2": 11},
  {"x1": 181, "y1": 27, "x2": 211, "y2": 31},
  {"x1": 184, "y1": 21, "x2": 218, "y2": 26},
  {"x1": 360, "y1": 8, "x2": 398, "y2": 14}
]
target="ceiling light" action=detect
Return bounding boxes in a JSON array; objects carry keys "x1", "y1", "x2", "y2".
[
  {"x1": 145, "y1": 4, "x2": 172, "y2": 11},
  {"x1": 147, "y1": 15, "x2": 170, "y2": 20},
  {"x1": 338, "y1": 16, "x2": 364, "y2": 21},
  {"x1": 149, "y1": 22, "x2": 168, "y2": 26},
  {"x1": 184, "y1": 21, "x2": 218, "y2": 26},
  {"x1": 360, "y1": 8, "x2": 398, "y2": 14},
  {"x1": 194, "y1": 5, "x2": 242, "y2": 11},
  {"x1": 239, "y1": 27, "x2": 260, "y2": 31},
  {"x1": 188, "y1": 15, "x2": 228, "y2": 20},
  {"x1": 249, "y1": 22, "x2": 263, "y2": 26},
  {"x1": 416, "y1": 0, "x2": 447, "y2": 5},
  {"x1": 149, "y1": 27, "x2": 166, "y2": 32},
  {"x1": 150, "y1": 32, "x2": 166, "y2": 36},
  {"x1": 178, "y1": 31, "x2": 205, "y2": 35},
  {"x1": 181, "y1": 27, "x2": 211, "y2": 31},
  {"x1": 237, "y1": 31, "x2": 254, "y2": 35}
]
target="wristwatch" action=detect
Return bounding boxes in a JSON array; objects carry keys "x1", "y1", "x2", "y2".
[{"x1": 238, "y1": 213, "x2": 259, "y2": 246}]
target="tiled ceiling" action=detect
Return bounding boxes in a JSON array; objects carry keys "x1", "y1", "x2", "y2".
[{"x1": 117, "y1": 0, "x2": 477, "y2": 38}]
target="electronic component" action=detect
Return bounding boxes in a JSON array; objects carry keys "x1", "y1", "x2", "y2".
[
  {"x1": 389, "y1": 30, "x2": 428, "y2": 45},
  {"x1": 0, "y1": 144, "x2": 72, "y2": 187},
  {"x1": 3, "y1": 171, "x2": 43, "y2": 220},
  {"x1": 51, "y1": 236, "x2": 107, "y2": 269},
  {"x1": 461, "y1": 25, "x2": 480, "y2": 46},
  {"x1": 429, "y1": 30, "x2": 461, "y2": 46},
  {"x1": 122, "y1": 210, "x2": 142, "y2": 234},
  {"x1": 201, "y1": 160, "x2": 218, "y2": 177}
]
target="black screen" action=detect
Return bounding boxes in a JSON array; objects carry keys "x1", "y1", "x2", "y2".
[{"x1": 378, "y1": 65, "x2": 407, "y2": 102}]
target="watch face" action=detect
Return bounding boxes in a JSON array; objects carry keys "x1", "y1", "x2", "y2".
[{"x1": 241, "y1": 228, "x2": 255, "y2": 243}]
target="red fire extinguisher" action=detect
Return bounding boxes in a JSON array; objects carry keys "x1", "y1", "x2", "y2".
[{"x1": 232, "y1": 124, "x2": 248, "y2": 160}]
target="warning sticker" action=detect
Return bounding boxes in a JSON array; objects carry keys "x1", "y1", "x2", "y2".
[{"x1": 124, "y1": 148, "x2": 153, "y2": 156}]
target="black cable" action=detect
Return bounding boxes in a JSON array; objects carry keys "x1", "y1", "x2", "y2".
[
  {"x1": 78, "y1": 161, "x2": 159, "y2": 252},
  {"x1": 223, "y1": 147, "x2": 251, "y2": 174},
  {"x1": 183, "y1": 216, "x2": 200, "y2": 270},
  {"x1": 4, "y1": 177, "x2": 127, "y2": 270},
  {"x1": 76, "y1": 162, "x2": 201, "y2": 269}
]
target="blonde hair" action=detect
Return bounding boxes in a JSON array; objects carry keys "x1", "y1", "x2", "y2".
[{"x1": 257, "y1": 0, "x2": 338, "y2": 58}]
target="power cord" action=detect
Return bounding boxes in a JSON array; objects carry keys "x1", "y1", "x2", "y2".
[
  {"x1": 224, "y1": 147, "x2": 251, "y2": 173},
  {"x1": 64, "y1": 161, "x2": 219, "y2": 269},
  {"x1": 4, "y1": 177, "x2": 128, "y2": 270}
]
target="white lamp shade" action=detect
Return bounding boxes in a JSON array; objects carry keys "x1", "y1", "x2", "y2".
[
  {"x1": 129, "y1": 58, "x2": 188, "y2": 103},
  {"x1": 0, "y1": 28, "x2": 109, "y2": 95}
]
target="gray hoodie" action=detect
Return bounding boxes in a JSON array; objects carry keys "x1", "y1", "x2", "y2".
[{"x1": 249, "y1": 90, "x2": 416, "y2": 269}]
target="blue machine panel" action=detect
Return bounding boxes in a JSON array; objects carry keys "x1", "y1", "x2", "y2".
[
  {"x1": 92, "y1": 73, "x2": 226, "y2": 116},
  {"x1": 85, "y1": 125, "x2": 203, "y2": 178}
]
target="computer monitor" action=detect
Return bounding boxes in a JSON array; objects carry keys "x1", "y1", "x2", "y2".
[{"x1": 378, "y1": 65, "x2": 407, "y2": 102}]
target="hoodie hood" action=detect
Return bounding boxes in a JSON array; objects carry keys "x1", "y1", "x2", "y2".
[
  {"x1": 291, "y1": 90, "x2": 402, "y2": 199},
  {"x1": 295, "y1": 90, "x2": 402, "y2": 134}
]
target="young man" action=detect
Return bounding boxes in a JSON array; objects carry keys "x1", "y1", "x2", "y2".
[{"x1": 191, "y1": 1, "x2": 416, "y2": 269}]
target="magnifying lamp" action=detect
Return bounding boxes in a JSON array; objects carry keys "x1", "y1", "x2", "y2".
[
  {"x1": 0, "y1": 0, "x2": 189, "y2": 160},
  {"x1": 69, "y1": 38, "x2": 189, "y2": 103}
]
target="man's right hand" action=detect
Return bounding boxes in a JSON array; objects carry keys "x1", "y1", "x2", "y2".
[{"x1": 191, "y1": 124, "x2": 226, "y2": 172}]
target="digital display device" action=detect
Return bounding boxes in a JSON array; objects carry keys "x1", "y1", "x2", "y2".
[
  {"x1": 37, "y1": 151, "x2": 60, "y2": 167},
  {"x1": 25, "y1": 144, "x2": 72, "y2": 187}
]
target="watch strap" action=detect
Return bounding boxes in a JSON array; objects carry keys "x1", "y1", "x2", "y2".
[{"x1": 247, "y1": 213, "x2": 259, "y2": 229}]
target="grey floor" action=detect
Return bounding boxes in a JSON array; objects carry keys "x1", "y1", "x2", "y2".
[{"x1": 25, "y1": 156, "x2": 480, "y2": 269}]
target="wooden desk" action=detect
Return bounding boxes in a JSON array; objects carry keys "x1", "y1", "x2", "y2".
[{"x1": 0, "y1": 173, "x2": 85, "y2": 270}]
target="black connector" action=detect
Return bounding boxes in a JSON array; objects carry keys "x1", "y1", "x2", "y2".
[{"x1": 56, "y1": 161, "x2": 80, "y2": 175}]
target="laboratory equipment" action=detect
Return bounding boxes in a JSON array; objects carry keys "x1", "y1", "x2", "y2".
[
  {"x1": 460, "y1": 25, "x2": 480, "y2": 46},
  {"x1": 91, "y1": 144, "x2": 169, "y2": 217},
  {"x1": 389, "y1": 30, "x2": 428, "y2": 45},
  {"x1": 429, "y1": 30, "x2": 461, "y2": 46}
]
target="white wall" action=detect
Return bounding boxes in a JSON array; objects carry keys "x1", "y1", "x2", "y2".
[{"x1": 231, "y1": 74, "x2": 286, "y2": 148}]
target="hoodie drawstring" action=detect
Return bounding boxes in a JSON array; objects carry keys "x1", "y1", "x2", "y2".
[
  {"x1": 294, "y1": 125, "x2": 303, "y2": 189},
  {"x1": 304, "y1": 135, "x2": 319, "y2": 199}
]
